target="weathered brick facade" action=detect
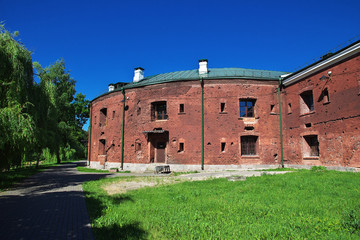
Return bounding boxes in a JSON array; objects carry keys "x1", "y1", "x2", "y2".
[
  {"x1": 282, "y1": 53, "x2": 360, "y2": 167},
  {"x1": 89, "y1": 41, "x2": 360, "y2": 170}
]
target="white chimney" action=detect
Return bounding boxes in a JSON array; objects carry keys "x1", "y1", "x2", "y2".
[
  {"x1": 199, "y1": 59, "x2": 208, "y2": 75},
  {"x1": 108, "y1": 84, "x2": 115, "y2": 92},
  {"x1": 133, "y1": 67, "x2": 144, "y2": 82}
]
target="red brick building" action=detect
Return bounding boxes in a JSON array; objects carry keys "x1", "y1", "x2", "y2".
[{"x1": 88, "y1": 40, "x2": 360, "y2": 171}]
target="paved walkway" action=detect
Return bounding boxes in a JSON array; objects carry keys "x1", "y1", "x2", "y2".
[{"x1": 0, "y1": 161, "x2": 110, "y2": 240}]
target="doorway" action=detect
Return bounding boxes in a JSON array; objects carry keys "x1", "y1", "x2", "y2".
[
  {"x1": 147, "y1": 131, "x2": 169, "y2": 163},
  {"x1": 156, "y1": 142, "x2": 166, "y2": 163}
]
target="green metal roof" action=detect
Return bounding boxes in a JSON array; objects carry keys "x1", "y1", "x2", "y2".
[
  {"x1": 124, "y1": 68, "x2": 288, "y2": 89},
  {"x1": 92, "y1": 67, "x2": 288, "y2": 102}
]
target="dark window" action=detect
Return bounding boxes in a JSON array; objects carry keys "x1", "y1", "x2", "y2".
[
  {"x1": 137, "y1": 107, "x2": 141, "y2": 116},
  {"x1": 112, "y1": 111, "x2": 115, "y2": 119},
  {"x1": 179, "y1": 104, "x2": 184, "y2": 113},
  {"x1": 151, "y1": 101, "x2": 168, "y2": 121},
  {"x1": 239, "y1": 99, "x2": 256, "y2": 117},
  {"x1": 300, "y1": 90, "x2": 314, "y2": 113},
  {"x1": 303, "y1": 135, "x2": 319, "y2": 157},
  {"x1": 99, "y1": 108, "x2": 107, "y2": 127},
  {"x1": 220, "y1": 103, "x2": 226, "y2": 112},
  {"x1": 241, "y1": 136, "x2": 258, "y2": 156},
  {"x1": 179, "y1": 142, "x2": 184, "y2": 152},
  {"x1": 221, "y1": 142, "x2": 226, "y2": 152},
  {"x1": 99, "y1": 139, "x2": 106, "y2": 155}
]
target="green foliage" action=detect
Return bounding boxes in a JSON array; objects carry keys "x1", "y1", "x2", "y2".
[
  {"x1": 0, "y1": 24, "x2": 89, "y2": 170},
  {"x1": 84, "y1": 171, "x2": 360, "y2": 239}
]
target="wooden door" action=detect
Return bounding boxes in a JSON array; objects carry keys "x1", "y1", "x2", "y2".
[{"x1": 156, "y1": 142, "x2": 166, "y2": 163}]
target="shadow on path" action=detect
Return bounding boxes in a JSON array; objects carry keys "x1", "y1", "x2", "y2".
[{"x1": 0, "y1": 161, "x2": 111, "y2": 240}]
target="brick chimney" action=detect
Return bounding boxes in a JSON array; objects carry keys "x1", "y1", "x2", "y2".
[{"x1": 133, "y1": 67, "x2": 144, "y2": 82}]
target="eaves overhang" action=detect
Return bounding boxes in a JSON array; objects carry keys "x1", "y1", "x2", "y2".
[{"x1": 282, "y1": 40, "x2": 360, "y2": 87}]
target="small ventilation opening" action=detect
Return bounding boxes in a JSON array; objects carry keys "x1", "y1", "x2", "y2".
[
  {"x1": 178, "y1": 142, "x2": 184, "y2": 152},
  {"x1": 220, "y1": 103, "x2": 225, "y2": 112},
  {"x1": 221, "y1": 142, "x2": 226, "y2": 152},
  {"x1": 179, "y1": 104, "x2": 184, "y2": 113},
  {"x1": 305, "y1": 123, "x2": 312, "y2": 128},
  {"x1": 245, "y1": 126, "x2": 254, "y2": 131}
]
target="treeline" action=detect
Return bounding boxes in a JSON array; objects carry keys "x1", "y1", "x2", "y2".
[{"x1": 0, "y1": 25, "x2": 89, "y2": 170}]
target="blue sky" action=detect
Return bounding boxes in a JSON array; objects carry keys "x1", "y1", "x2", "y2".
[{"x1": 1, "y1": 0, "x2": 359, "y2": 128}]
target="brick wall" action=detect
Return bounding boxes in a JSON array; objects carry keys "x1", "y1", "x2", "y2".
[
  {"x1": 281, "y1": 53, "x2": 360, "y2": 167},
  {"x1": 90, "y1": 79, "x2": 281, "y2": 167}
]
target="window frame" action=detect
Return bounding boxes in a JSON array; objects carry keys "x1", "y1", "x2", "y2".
[
  {"x1": 239, "y1": 99, "x2": 256, "y2": 118},
  {"x1": 241, "y1": 136, "x2": 258, "y2": 156},
  {"x1": 151, "y1": 101, "x2": 168, "y2": 121}
]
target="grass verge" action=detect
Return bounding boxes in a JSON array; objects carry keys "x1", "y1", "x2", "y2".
[
  {"x1": 77, "y1": 167, "x2": 110, "y2": 173},
  {"x1": 83, "y1": 170, "x2": 360, "y2": 239},
  {"x1": 77, "y1": 167, "x2": 131, "y2": 173}
]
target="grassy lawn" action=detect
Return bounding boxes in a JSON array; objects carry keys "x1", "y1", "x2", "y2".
[{"x1": 83, "y1": 170, "x2": 360, "y2": 239}]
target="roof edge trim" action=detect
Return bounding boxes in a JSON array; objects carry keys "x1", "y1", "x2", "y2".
[{"x1": 283, "y1": 41, "x2": 360, "y2": 86}]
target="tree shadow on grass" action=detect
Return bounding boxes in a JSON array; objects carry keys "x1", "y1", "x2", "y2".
[
  {"x1": 84, "y1": 190, "x2": 147, "y2": 239},
  {"x1": 92, "y1": 222, "x2": 148, "y2": 240}
]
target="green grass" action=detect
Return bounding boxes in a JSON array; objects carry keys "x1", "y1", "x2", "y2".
[
  {"x1": 76, "y1": 167, "x2": 131, "y2": 173},
  {"x1": 171, "y1": 171, "x2": 199, "y2": 176},
  {"x1": 77, "y1": 166, "x2": 110, "y2": 173},
  {"x1": 259, "y1": 167, "x2": 301, "y2": 171},
  {"x1": 83, "y1": 170, "x2": 360, "y2": 239}
]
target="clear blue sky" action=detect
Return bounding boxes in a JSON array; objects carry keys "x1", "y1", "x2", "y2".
[{"x1": 1, "y1": 0, "x2": 359, "y2": 127}]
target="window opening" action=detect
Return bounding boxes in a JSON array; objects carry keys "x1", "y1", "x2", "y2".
[
  {"x1": 112, "y1": 111, "x2": 115, "y2": 119},
  {"x1": 221, "y1": 142, "x2": 226, "y2": 152},
  {"x1": 244, "y1": 126, "x2": 254, "y2": 131},
  {"x1": 303, "y1": 135, "x2": 319, "y2": 157},
  {"x1": 322, "y1": 88, "x2": 330, "y2": 104},
  {"x1": 241, "y1": 136, "x2": 258, "y2": 156},
  {"x1": 270, "y1": 104, "x2": 275, "y2": 113},
  {"x1": 179, "y1": 104, "x2": 184, "y2": 113},
  {"x1": 137, "y1": 107, "x2": 141, "y2": 116},
  {"x1": 135, "y1": 142, "x2": 141, "y2": 151},
  {"x1": 305, "y1": 123, "x2": 312, "y2": 128},
  {"x1": 239, "y1": 99, "x2": 256, "y2": 117},
  {"x1": 288, "y1": 103, "x2": 292, "y2": 114},
  {"x1": 99, "y1": 108, "x2": 107, "y2": 127},
  {"x1": 99, "y1": 139, "x2": 106, "y2": 155},
  {"x1": 151, "y1": 101, "x2": 168, "y2": 121},
  {"x1": 220, "y1": 103, "x2": 226, "y2": 113},
  {"x1": 178, "y1": 142, "x2": 184, "y2": 152},
  {"x1": 300, "y1": 90, "x2": 314, "y2": 114}
]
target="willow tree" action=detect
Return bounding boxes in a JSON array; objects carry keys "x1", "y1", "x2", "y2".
[
  {"x1": 0, "y1": 25, "x2": 35, "y2": 169},
  {"x1": 34, "y1": 60, "x2": 89, "y2": 163}
]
